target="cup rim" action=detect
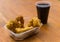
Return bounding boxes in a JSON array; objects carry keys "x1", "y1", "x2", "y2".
[{"x1": 35, "y1": 1, "x2": 51, "y2": 7}]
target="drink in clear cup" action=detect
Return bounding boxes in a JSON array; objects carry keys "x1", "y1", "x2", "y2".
[{"x1": 35, "y1": 1, "x2": 51, "y2": 24}]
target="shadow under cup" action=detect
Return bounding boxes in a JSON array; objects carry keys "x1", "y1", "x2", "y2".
[{"x1": 35, "y1": 1, "x2": 51, "y2": 24}]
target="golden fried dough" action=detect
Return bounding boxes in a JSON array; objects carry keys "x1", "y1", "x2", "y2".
[
  {"x1": 15, "y1": 27, "x2": 33, "y2": 33},
  {"x1": 32, "y1": 17, "x2": 41, "y2": 27},
  {"x1": 6, "y1": 20, "x2": 20, "y2": 32},
  {"x1": 27, "y1": 17, "x2": 41, "y2": 27},
  {"x1": 16, "y1": 16, "x2": 24, "y2": 28},
  {"x1": 27, "y1": 19, "x2": 33, "y2": 27},
  {"x1": 6, "y1": 16, "x2": 41, "y2": 33}
]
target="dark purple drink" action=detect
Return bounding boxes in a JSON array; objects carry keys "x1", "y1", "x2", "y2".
[{"x1": 36, "y1": 1, "x2": 51, "y2": 24}]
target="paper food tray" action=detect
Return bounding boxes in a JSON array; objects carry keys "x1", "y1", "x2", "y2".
[{"x1": 4, "y1": 26, "x2": 40, "y2": 40}]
